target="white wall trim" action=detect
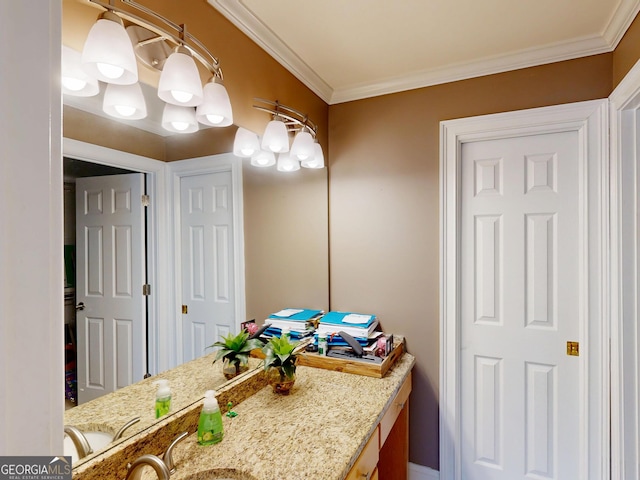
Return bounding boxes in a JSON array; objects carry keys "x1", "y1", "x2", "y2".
[
  {"x1": 608, "y1": 57, "x2": 640, "y2": 480},
  {"x1": 207, "y1": 0, "x2": 639, "y2": 104},
  {"x1": 0, "y1": 0, "x2": 63, "y2": 455},
  {"x1": 167, "y1": 153, "x2": 246, "y2": 364},
  {"x1": 409, "y1": 462, "x2": 439, "y2": 480},
  {"x1": 62, "y1": 138, "x2": 169, "y2": 375},
  {"x1": 439, "y1": 99, "x2": 610, "y2": 480}
]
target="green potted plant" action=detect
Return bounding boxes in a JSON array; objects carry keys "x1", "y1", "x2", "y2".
[
  {"x1": 262, "y1": 336, "x2": 308, "y2": 394},
  {"x1": 209, "y1": 330, "x2": 263, "y2": 379}
]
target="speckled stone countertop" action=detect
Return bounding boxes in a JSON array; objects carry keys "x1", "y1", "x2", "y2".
[
  {"x1": 167, "y1": 352, "x2": 416, "y2": 480},
  {"x1": 66, "y1": 352, "x2": 262, "y2": 468}
]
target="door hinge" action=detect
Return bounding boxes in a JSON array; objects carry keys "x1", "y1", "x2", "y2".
[
  {"x1": 141, "y1": 194, "x2": 150, "y2": 207},
  {"x1": 566, "y1": 341, "x2": 579, "y2": 356},
  {"x1": 142, "y1": 284, "x2": 151, "y2": 296},
  {"x1": 182, "y1": 305, "x2": 188, "y2": 314}
]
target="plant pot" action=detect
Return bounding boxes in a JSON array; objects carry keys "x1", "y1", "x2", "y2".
[
  {"x1": 222, "y1": 358, "x2": 249, "y2": 380},
  {"x1": 266, "y1": 366, "x2": 296, "y2": 394}
]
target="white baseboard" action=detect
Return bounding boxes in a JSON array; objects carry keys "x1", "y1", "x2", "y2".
[{"x1": 409, "y1": 462, "x2": 439, "y2": 480}]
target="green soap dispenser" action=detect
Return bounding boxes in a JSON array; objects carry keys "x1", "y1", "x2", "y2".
[
  {"x1": 154, "y1": 379, "x2": 172, "y2": 418},
  {"x1": 197, "y1": 390, "x2": 223, "y2": 445}
]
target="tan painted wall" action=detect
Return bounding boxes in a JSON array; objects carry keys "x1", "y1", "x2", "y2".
[
  {"x1": 328, "y1": 54, "x2": 613, "y2": 469},
  {"x1": 613, "y1": 13, "x2": 640, "y2": 87}
]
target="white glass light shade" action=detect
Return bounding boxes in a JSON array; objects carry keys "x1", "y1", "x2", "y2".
[
  {"x1": 158, "y1": 48, "x2": 203, "y2": 107},
  {"x1": 290, "y1": 130, "x2": 315, "y2": 161},
  {"x1": 233, "y1": 127, "x2": 260, "y2": 157},
  {"x1": 250, "y1": 150, "x2": 276, "y2": 167},
  {"x1": 81, "y1": 14, "x2": 138, "y2": 85},
  {"x1": 276, "y1": 152, "x2": 300, "y2": 172},
  {"x1": 62, "y1": 46, "x2": 99, "y2": 97},
  {"x1": 103, "y1": 83, "x2": 147, "y2": 119},
  {"x1": 302, "y1": 143, "x2": 325, "y2": 169},
  {"x1": 261, "y1": 118, "x2": 290, "y2": 153},
  {"x1": 196, "y1": 80, "x2": 233, "y2": 127},
  {"x1": 162, "y1": 104, "x2": 198, "y2": 133}
]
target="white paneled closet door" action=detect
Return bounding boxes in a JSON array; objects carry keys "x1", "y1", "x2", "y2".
[
  {"x1": 459, "y1": 132, "x2": 582, "y2": 479},
  {"x1": 441, "y1": 101, "x2": 607, "y2": 480},
  {"x1": 180, "y1": 171, "x2": 236, "y2": 362},
  {"x1": 76, "y1": 173, "x2": 146, "y2": 404}
]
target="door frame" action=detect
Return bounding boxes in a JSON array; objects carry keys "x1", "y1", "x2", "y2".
[
  {"x1": 439, "y1": 100, "x2": 609, "y2": 479},
  {"x1": 167, "y1": 153, "x2": 246, "y2": 363},
  {"x1": 609, "y1": 58, "x2": 640, "y2": 480},
  {"x1": 63, "y1": 138, "x2": 169, "y2": 374}
]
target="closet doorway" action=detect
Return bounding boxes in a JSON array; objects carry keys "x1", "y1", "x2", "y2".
[{"x1": 64, "y1": 157, "x2": 149, "y2": 405}]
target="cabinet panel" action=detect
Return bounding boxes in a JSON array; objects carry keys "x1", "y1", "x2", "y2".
[
  {"x1": 346, "y1": 426, "x2": 379, "y2": 480},
  {"x1": 380, "y1": 372, "x2": 411, "y2": 446}
]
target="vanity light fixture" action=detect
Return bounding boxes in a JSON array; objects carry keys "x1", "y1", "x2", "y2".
[
  {"x1": 302, "y1": 143, "x2": 325, "y2": 169},
  {"x1": 81, "y1": 10, "x2": 138, "y2": 85},
  {"x1": 261, "y1": 116, "x2": 290, "y2": 153},
  {"x1": 66, "y1": 0, "x2": 233, "y2": 134},
  {"x1": 157, "y1": 45, "x2": 203, "y2": 107},
  {"x1": 196, "y1": 78, "x2": 233, "y2": 127},
  {"x1": 233, "y1": 127, "x2": 261, "y2": 157},
  {"x1": 250, "y1": 150, "x2": 276, "y2": 167},
  {"x1": 162, "y1": 103, "x2": 199, "y2": 133},
  {"x1": 234, "y1": 99, "x2": 324, "y2": 172},
  {"x1": 276, "y1": 152, "x2": 300, "y2": 172},
  {"x1": 62, "y1": 46, "x2": 100, "y2": 97},
  {"x1": 103, "y1": 82, "x2": 147, "y2": 119}
]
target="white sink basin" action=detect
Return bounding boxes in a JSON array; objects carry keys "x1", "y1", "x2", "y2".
[{"x1": 64, "y1": 430, "x2": 113, "y2": 463}]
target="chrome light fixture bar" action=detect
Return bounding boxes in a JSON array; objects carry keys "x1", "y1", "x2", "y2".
[{"x1": 233, "y1": 98, "x2": 324, "y2": 171}]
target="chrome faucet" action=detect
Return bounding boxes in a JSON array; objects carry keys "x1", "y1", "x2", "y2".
[
  {"x1": 64, "y1": 425, "x2": 93, "y2": 460},
  {"x1": 125, "y1": 454, "x2": 171, "y2": 480},
  {"x1": 163, "y1": 431, "x2": 189, "y2": 474},
  {"x1": 113, "y1": 416, "x2": 141, "y2": 441}
]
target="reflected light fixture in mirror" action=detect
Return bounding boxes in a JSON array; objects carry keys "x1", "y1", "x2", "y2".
[
  {"x1": 103, "y1": 82, "x2": 147, "y2": 119},
  {"x1": 233, "y1": 127, "x2": 261, "y2": 157},
  {"x1": 235, "y1": 98, "x2": 324, "y2": 172},
  {"x1": 62, "y1": 0, "x2": 233, "y2": 134},
  {"x1": 62, "y1": 46, "x2": 100, "y2": 96},
  {"x1": 277, "y1": 152, "x2": 300, "y2": 172}
]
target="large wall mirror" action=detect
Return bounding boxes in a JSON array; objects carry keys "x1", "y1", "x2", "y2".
[{"x1": 61, "y1": 0, "x2": 329, "y2": 468}]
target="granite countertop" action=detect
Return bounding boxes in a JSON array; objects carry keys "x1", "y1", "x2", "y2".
[
  {"x1": 65, "y1": 353, "x2": 261, "y2": 467},
  {"x1": 166, "y1": 352, "x2": 416, "y2": 480}
]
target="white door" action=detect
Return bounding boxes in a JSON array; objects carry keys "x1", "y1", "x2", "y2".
[
  {"x1": 76, "y1": 173, "x2": 146, "y2": 404},
  {"x1": 460, "y1": 132, "x2": 581, "y2": 479},
  {"x1": 180, "y1": 171, "x2": 236, "y2": 362},
  {"x1": 441, "y1": 101, "x2": 607, "y2": 480}
]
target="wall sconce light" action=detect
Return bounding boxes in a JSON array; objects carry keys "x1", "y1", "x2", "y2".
[
  {"x1": 233, "y1": 99, "x2": 324, "y2": 172},
  {"x1": 63, "y1": 0, "x2": 233, "y2": 134}
]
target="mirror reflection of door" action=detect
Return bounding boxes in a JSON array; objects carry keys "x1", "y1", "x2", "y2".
[
  {"x1": 66, "y1": 160, "x2": 148, "y2": 405},
  {"x1": 180, "y1": 171, "x2": 236, "y2": 362}
]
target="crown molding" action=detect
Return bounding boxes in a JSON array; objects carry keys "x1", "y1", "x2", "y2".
[
  {"x1": 208, "y1": 0, "x2": 640, "y2": 105},
  {"x1": 330, "y1": 34, "x2": 610, "y2": 104},
  {"x1": 207, "y1": 0, "x2": 333, "y2": 103}
]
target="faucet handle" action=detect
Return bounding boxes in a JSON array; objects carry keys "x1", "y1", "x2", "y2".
[
  {"x1": 125, "y1": 454, "x2": 170, "y2": 480},
  {"x1": 64, "y1": 425, "x2": 93, "y2": 460},
  {"x1": 163, "y1": 431, "x2": 189, "y2": 474},
  {"x1": 113, "y1": 416, "x2": 141, "y2": 441}
]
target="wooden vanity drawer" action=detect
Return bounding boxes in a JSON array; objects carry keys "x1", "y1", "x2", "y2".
[
  {"x1": 379, "y1": 372, "x2": 411, "y2": 447},
  {"x1": 346, "y1": 426, "x2": 379, "y2": 480}
]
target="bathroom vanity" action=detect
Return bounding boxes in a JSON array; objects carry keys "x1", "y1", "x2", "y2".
[{"x1": 71, "y1": 346, "x2": 414, "y2": 480}]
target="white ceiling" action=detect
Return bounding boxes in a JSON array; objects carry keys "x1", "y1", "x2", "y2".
[{"x1": 208, "y1": 0, "x2": 640, "y2": 104}]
